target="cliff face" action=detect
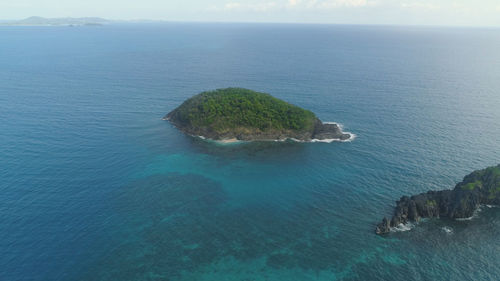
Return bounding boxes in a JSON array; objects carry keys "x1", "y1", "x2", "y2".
[
  {"x1": 376, "y1": 165, "x2": 500, "y2": 234},
  {"x1": 165, "y1": 88, "x2": 351, "y2": 142}
]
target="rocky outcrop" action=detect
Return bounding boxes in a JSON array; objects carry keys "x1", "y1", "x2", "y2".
[
  {"x1": 312, "y1": 120, "x2": 351, "y2": 141},
  {"x1": 376, "y1": 164, "x2": 500, "y2": 235}
]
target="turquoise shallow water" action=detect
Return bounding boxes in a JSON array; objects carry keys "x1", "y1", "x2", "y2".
[{"x1": 1, "y1": 24, "x2": 500, "y2": 280}]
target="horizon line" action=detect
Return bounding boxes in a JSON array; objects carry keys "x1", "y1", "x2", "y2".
[{"x1": 2, "y1": 16, "x2": 500, "y2": 29}]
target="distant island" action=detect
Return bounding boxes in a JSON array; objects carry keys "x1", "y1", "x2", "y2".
[
  {"x1": 0, "y1": 16, "x2": 169, "y2": 27},
  {"x1": 0, "y1": 16, "x2": 109, "y2": 26},
  {"x1": 376, "y1": 164, "x2": 500, "y2": 234},
  {"x1": 164, "y1": 88, "x2": 352, "y2": 143}
]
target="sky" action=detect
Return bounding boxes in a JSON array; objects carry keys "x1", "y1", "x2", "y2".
[{"x1": 1, "y1": 0, "x2": 500, "y2": 26}]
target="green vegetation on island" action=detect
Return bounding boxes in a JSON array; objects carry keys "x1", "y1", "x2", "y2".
[
  {"x1": 165, "y1": 88, "x2": 351, "y2": 141},
  {"x1": 172, "y1": 88, "x2": 316, "y2": 132}
]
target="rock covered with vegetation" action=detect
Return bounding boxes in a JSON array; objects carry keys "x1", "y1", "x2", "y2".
[
  {"x1": 376, "y1": 164, "x2": 500, "y2": 234},
  {"x1": 165, "y1": 88, "x2": 351, "y2": 142}
]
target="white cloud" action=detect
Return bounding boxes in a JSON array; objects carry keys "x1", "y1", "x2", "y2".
[
  {"x1": 401, "y1": 2, "x2": 440, "y2": 10},
  {"x1": 450, "y1": 2, "x2": 471, "y2": 13},
  {"x1": 0, "y1": 1, "x2": 32, "y2": 9},
  {"x1": 294, "y1": 0, "x2": 376, "y2": 9},
  {"x1": 213, "y1": 0, "x2": 376, "y2": 12},
  {"x1": 218, "y1": 1, "x2": 279, "y2": 12},
  {"x1": 318, "y1": 0, "x2": 373, "y2": 8}
]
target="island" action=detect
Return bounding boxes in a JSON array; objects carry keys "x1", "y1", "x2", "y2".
[
  {"x1": 0, "y1": 16, "x2": 109, "y2": 26},
  {"x1": 376, "y1": 164, "x2": 500, "y2": 235},
  {"x1": 164, "y1": 88, "x2": 351, "y2": 142}
]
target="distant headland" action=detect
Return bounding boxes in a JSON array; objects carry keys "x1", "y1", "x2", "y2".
[
  {"x1": 0, "y1": 16, "x2": 110, "y2": 26},
  {"x1": 164, "y1": 88, "x2": 352, "y2": 143},
  {"x1": 0, "y1": 16, "x2": 170, "y2": 26},
  {"x1": 376, "y1": 164, "x2": 500, "y2": 235}
]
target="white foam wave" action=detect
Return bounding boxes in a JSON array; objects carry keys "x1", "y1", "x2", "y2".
[
  {"x1": 193, "y1": 135, "x2": 245, "y2": 145},
  {"x1": 286, "y1": 135, "x2": 356, "y2": 143},
  {"x1": 323, "y1": 121, "x2": 341, "y2": 126},
  {"x1": 391, "y1": 222, "x2": 415, "y2": 232},
  {"x1": 191, "y1": 120, "x2": 356, "y2": 144},
  {"x1": 455, "y1": 205, "x2": 483, "y2": 221},
  {"x1": 441, "y1": 226, "x2": 453, "y2": 234},
  {"x1": 310, "y1": 133, "x2": 357, "y2": 143}
]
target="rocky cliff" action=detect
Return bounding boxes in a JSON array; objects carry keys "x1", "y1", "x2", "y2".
[{"x1": 376, "y1": 164, "x2": 500, "y2": 234}]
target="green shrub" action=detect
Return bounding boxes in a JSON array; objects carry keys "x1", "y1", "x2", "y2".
[
  {"x1": 461, "y1": 180, "x2": 482, "y2": 191},
  {"x1": 426, "y1": 200, "x2": 437, "y2": 207}
]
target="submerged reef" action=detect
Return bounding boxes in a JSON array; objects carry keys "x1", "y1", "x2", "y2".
[
  {"x1": 165, "y1": 88, "x2": 351, "y2": 142},
  {"x1": 376, "y1": 164, "x2": 500, "y2": 234}
]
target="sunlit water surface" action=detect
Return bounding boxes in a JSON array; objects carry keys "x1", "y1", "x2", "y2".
[{"x1": 1, "y1": 24, "x2": 500, "y2": 280}]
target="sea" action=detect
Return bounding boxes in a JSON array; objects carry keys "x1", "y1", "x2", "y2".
[{"x1": 1, "y1": 23, "x2": 499, "y2": 281}]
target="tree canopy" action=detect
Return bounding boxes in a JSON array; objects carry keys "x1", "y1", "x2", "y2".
[{"x1": 170, "y1": 88, "x2": 317, "y2": 133}]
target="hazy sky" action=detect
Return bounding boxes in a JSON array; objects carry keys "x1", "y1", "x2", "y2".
[{"x1": 2, "y1": 0, "x2": 500, "y2": 26}]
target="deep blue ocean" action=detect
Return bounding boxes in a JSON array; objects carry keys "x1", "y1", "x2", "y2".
[{"x1": 1, "y1": 23, "x2": 500, "y2": 281}]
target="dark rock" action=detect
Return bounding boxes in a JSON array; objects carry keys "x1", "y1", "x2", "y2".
[
  {"x1": 376, "y1": 164, "x2": 500, "y2": 234},
  {"x1": 375, "y1": 217, "x2": 390, "y2": 235},
  {"x1": 311, "y1": 120, "x2": 351, "y2": 140}
]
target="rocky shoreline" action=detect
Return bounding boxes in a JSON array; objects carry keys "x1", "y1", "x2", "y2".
[
  {"x1": 165, "y1": 115, "x2": 351, "y2": 142},
  {"x1": 376, "y1": 164, "x2": 500, "y2": 235}
]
